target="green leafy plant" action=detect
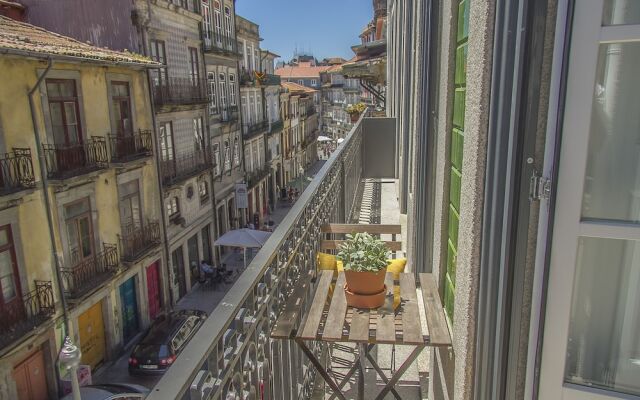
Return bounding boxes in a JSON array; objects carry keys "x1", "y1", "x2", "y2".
[
  {"x1": 337, "y1": 233, "x2": 389, "y2": 272},
  {"x1": 346, "y1": 102, "x2": 366, "y2": 115}
]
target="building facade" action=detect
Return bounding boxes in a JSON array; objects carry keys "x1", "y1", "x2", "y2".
[{"x1": 0, "y1": 16, "x2": 160, "y2": 398}]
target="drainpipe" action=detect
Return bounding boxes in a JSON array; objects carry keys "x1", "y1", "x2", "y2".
[{"x1": 27, "y1": 57, "x2": 70, "y2": 335}]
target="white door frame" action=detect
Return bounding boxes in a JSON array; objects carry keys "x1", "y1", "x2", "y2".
[{"x1": 538, "y1": 0, "x2": 640, "y2": 399}]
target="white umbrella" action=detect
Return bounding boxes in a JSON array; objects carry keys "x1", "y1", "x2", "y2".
[
  {"x1": 317, "y1": 135, "x2": 333, "y2": 142},
  {"x1": 214, "y1": 229, "x2": 272, "y2": 269},
  {"x1": 337, "y1": 138, "x2": 345, "y2": 144}
]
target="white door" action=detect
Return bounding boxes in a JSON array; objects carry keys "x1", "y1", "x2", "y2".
[{"x1": 539, "y1": 0, "x2": 640, "y2": 399}]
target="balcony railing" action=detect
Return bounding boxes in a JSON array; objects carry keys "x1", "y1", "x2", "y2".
[
  {"x1": 247, "y1": 167, "x2": 271, "y2": 189},
  {"x1": 0, "y1": 280, "x2": 55, "y2": 350},
  {"x1": 269, "y1": 120, "x2": 284, "y2": 134},
  {"x1": 202, "y1": 31, "x2": 238, "y2": 54},
  {"x1": 0, "y1": 148, "x2": 36, "y2": 195},
  {"x1": 108, "y1": 130, "x2": 153, "y2": 163},
  {"x1": 147, "y1": 113, "x2": 370, "y2": 400},
  {"x1": 119, "y1": 220, "x2": 162, "y2": 262},
  {"x1": 242, "y1": 120, "x2": 269, "y2": 138},
  {"x1": 257, "y1": 73, "x2": 281, "y2": 86},
  {"x1": 43, "y1": 137, "x2": 108, "y2": 180},
  {"x1": 152, "y1": 78, "x2": 209, "y2": 106},
  {"x1": 239, "y1": 68, "x2": 255, "y2": 86},
  {"x1": 161, "y1": 147, "x2": 211, "y2": 186},
  {"x1": 219, "y1": 106, "x2": 239, "y2": 123},
  {"x1": 60, "y1": 244, "x2": 119, "y2": 299}
]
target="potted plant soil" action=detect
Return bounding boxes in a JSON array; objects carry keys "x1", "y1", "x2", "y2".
[{"x1": 337, "y1": 233, "x2": 389, "y2": 308}]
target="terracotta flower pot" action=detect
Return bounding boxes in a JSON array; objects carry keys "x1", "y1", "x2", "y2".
[
  {"x1": 344, "y1": 269, "x2": 387, "y2": 295},
  {"x1": 350, "y1": 112, "x2": 360, "y2": 123}
]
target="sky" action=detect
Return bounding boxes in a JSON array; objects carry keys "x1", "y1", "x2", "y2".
[{"x1": 235, "y1": 0, "x2": 373, "y2": 62}]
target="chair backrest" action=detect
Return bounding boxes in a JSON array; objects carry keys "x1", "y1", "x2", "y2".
[{"x1": 319, "y1": 224, "x2": 403, "y2": 256}]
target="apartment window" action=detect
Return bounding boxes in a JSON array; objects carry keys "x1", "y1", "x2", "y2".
[
  {"x1": 241, "y1": 96, "x2": 249, "y2": 125},
  {"x1": 193, "y1": 117, "x2": 204, "y2": 150},
  {"x1": 198, "y1": 179, "x2": 209, "y2": 203},
  {"x1": 167, "y1": 196, "x2": 180, "y2": 219},
  {"x1": 179, "y1": 0, "x2": 188, "y2": 9},
  {"x1": 223, "y1": 140, "x2": 231, "y2": 171},
  {"x1": 256, "y1": 95, "x2": 262, "y2": 122},
  {"x1": 0, "y1": 226, "x2": 20, "y2": 305},
  {"x1": 119, "y1": 180, "x2": 142, "y2": 230},
  {"x1": 46, "y1": 79, "x2": 82, "y2": 144},
  {"x1": 224, "y1": 6, "x2": 232, "y2": 38},
  {"x1": 229, "y1": 74, "x2": 236, "y2": 106},
  {"x1": 233, "y1": 137, "x2": 240, "y2": 166},
  {"x1": 249, "y1": 95, "x2": 255, "y2": 124},
  {"x1": 213, "y1": 143, "x2": 221, "y2": 176},
  {"x1": 149, "y1": 40, "x2": 168, "y2": 87},
  {"x1": 254, "y1": 48, "x2": 259, "y2": 71},
  {"x1": 298, "y1": 79, "x2": 304, "y2": 86},
  {"x1": 310, "y1": 79, "x2": 317, "y2": 86},
  {"x1": 189, "y1": 47, "x2": 200, "y2": 85},
  {"x1": 207, "y1": 72, "x2": 217, "y2": 114},
  {"x1": 213, "y1": 1, "x2": 222, "y2": 40},
  {"x1": 201, "y1": 0, "x2": 211, "y2": 42},
  {"x1": 159, "y1": 122, "x2": 174, "y2": 161},
  {"x1": 219, "y1": 73, "x2": 227, "y2": 110},
  {"x1": 65, "y1": 198, "x2": 94, "y2": 265},
  {"x1": 111, "y1": 82, "x2": 133, "y2": 136}
]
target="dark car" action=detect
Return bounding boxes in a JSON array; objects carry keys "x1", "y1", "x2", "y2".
[
  {"x1": 61, "y1": 383, "x2": 148, "y2": 400},
  {"x1": 128, "y1": 309, "x2": 207, "y2": 375}
]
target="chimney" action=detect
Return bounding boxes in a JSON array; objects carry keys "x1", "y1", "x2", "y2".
[{"x1": 0, "y1": 0, "x2": 26, "y2": 21}]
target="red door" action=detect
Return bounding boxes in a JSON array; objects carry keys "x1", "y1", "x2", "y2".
[
  {"x1": 13, "y1": 350, "x2": 48, "y2": 400},
  {"x1": 146, "y1": 262, "x2": 161, "y2": 320}
]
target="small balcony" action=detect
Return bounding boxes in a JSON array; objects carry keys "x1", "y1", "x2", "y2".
[
  {"x1": 246, "y1": 167, "x2": 270, "y2": 189},
  {"x1": 242, "y1": 120, "x2": 268, "y2": 139},
  {"x1": 202, "y1": 30, "x2": 238, "y2": 55},
  {"x1": 0, "y1": 148, "x2": 36, "y2": 195},
  {"x1": 152, "y1": 78, "x2": 209, "y2": 107},
  {"x1": 0, "y1": 281, "x2": 55, "y2": 351},
  {"x1": 60, "y1": 244, "x2": 119, "y2": 299},
  {"x1": 257, "y1": 73, "x2": 281, "y2": 86},
  {"x1": 219, "y1": 106, "x2": 239, "y2": 123},
  {"x1": 239, "y1": 68, "x2": 255, "y2": 86},
  {"x1": 119, "y1": 220, "x2": 162, "y2": 263},
  {"x1": 161, "y1": 147, "x2": 211, "y2": 186},
  {"x1": 108, "y1": 130, "x2": 153, "y2": 163},
  {"x1": 43, "y1": 137, "x2": 108, "y2": 180},
  {"x1": 269, "y1": 120, "x2": 284, "y2": 134}
]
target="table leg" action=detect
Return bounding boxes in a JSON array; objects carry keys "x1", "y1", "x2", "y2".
[
  {"x1": 357, "y1": 343, "x2": 366, "y2": 400},
  {"x1": 295, "y1": 338, "x2": 347, "y2": 400},
  {"x1": 365, "y1": 352, "x2": 402, "y2": 400},
  {"x1": 374, "y1": 345, "x2": 425, "y2": 400}
]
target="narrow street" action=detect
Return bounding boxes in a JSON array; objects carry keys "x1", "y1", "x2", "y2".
[{"x1": 91, "y1": 160, "x2": 326, "y2": 389}]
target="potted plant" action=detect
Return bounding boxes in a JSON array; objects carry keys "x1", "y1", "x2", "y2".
[
  {"x1": 346, "y1": 103, "x2": 366, "y2": 122},
  {"x1": 337, "y1": 233, "x2": 390, "y2": 308}
]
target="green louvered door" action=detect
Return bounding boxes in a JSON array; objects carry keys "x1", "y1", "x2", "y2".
[{"x1": 444, "y1": 0, "x2": 469, "y2": 321}]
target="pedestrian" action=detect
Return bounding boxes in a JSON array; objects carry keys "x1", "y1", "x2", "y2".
[
  {"x1": 280, "y1": 186, "x2": 287, "y2": 201},
  {"x1": 294, "y1": 188, "x2": 300, "y2": 200}
]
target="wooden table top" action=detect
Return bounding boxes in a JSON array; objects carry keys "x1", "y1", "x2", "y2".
[{"x1": 272, "y1": 271, "x2": 452, "y2": 347}]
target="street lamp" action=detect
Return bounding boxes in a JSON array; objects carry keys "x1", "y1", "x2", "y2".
[
  {"x1": 298, "y1": 165, "x2": 305, "y2": 194},
  {"x1": 58, "y1": 336, "x2": 82, "y2": 400}
]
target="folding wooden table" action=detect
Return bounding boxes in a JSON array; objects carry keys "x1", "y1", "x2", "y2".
[{"x1": 271, "y1": 270, "x2": 452, "y2": 400}]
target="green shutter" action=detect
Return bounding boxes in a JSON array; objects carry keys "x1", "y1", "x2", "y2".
[{"x1": 444, "y1": 0, "x2": 470, "y2": 321}]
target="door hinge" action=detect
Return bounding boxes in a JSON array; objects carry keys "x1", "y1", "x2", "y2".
[{"x1": 529, "y1": 171, "x2": 551, "y2": 201}]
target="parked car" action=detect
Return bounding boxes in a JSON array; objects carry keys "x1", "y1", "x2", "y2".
[
  {"x1": 128, "y1": 309, "x2": 207, "y2": 375},
  {"x1": 61, "y1": 383, "x2": 148, "y2": 400}
]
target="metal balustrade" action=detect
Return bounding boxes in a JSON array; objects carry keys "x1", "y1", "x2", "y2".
[
  {"x1": 118, "y1": 220, "x2": 162, "y2": 262},
  {"x1": 152, "y1": 77, "x2": 209, "y2": 106},
  {"x1": 0, "y1": 280, "x2": 55, "y2": 350},
  {"x1": 202, "y1": 31, "x2": 238, "y2": 54},
  {"x1": 60, "y1": 244, "x2": 119, "y2": 299},
  {"x1": 243, "y1": 121, "x2": 269, "y2": 138},
  {"x1": 0, "y1": 148, "x2": 36, "y2": 194},
  {"x1": 108, "y1": 130, "x2": 153, "y2": 162},
  {"x1": 148, "y1": 113, "x2": 366, "y2": 400},
  {"x1": 43, "y1": 137, "x2": 109, "y2": 180},
  {"x1": 161, "y1": 147, "x2": 212, "y2": 186}
]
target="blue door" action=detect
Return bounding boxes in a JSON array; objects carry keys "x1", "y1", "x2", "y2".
[{"x1": 119, "y1": 277, "x2": 139, "y2": 344}]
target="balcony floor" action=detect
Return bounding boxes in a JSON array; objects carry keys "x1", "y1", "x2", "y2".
[{"x1": 312, "y1": 179, "x2": 428, "y2": 400}]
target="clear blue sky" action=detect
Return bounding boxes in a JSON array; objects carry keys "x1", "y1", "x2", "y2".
[{"x1": 235, "y1": 0, "x2": 373, "y2": 62}]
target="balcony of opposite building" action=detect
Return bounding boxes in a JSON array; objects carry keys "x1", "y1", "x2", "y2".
[
  {"x1": 0, "y1": 280, "x2": 55, "y2": 352},
  {"x1": 108, "y1": 130, "x2": 153, "y2": 164},
  {"x1": 118, "y1": 220, "x2": 162, "y2": 263},
  {"x1": 242, "y1": 120, "x2": 269, "y2": 139},
  {"x1": 161, "y1": 147, "x2": 212, "y2": 187},
  {"x1": 60, "y1": 244, "x2": 119, "y2": 300},
  {"x1": 0, "y1": 148, "x2": 36, "y2": 195},
  {"x1": 202, "y1": 31, "x2": 238, "y2": 55},
  {"x1": 42, "y1": 137, "x2": 109, "y2": 180},
  {"x1": 152, "y1": 78, "x2": 209, "y2": 107},
  {"x1": 147, "y1": 113, "x2": 448, "y2": 400}
]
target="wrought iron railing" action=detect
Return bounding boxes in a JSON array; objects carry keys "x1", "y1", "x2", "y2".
[
  {"x1": 202, "y1": 30, "x2": 238, "y2": 54},
  {"x1": 108, "y1": 130, "x2": 153, "y2": 162},
  {"x1": 242, "y1": 121, "x2": 269, "y2": 138},
  {"x1": 258, "y1": 73, "x2": 281, "y2": 86},
  {"x1": 220, "y1": 106, "x2": 239, "y2": 123},
  {"x1": 0, "y1": 280, "x2": 55, "y2": 350},
  {"x1": 239, "y1": 68, "x2": 255, "y2": 86},
  {"x1": 148, "y1": 112, "x2": 366, "y2": 400},
  {"x1": 152, "y1": 77, "x2": 209, "y2": 106},
  {"x1": 43, "y1": 137, "x2": 108, "y2": 179},
  {"x1": 60, "y1": 244, "x2": 119, "y2": 299},
  {"x1": 0, "y1": 148, "x2": 36, "y2": 194},
  {"x1": 247, "y1": 167, "x2": 271, "y2": 189},
  {"x1": 161, "y1": 147, "x2": 211, "y2": 186},
  {"x1": 119, "y1": 220, "x2": 162, "y2": 262},
  {"x1": 269, "y1": 120, "x2": 284, "y2": 134}
]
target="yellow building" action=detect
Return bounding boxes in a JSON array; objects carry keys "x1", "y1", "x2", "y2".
[{"x1": 0, "y1": 16, "x2": 164, "y2": 398}]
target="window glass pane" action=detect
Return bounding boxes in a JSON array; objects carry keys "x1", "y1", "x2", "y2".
[
  {"x1": 565, "y1": 237, "x2": 640, "y2": 396},
  {"x1": 46, "y1": 82, "x2": 60, "y2": 98},
  {"x1": 79, "y1": 217, "x2": 92, "y2": 258},
  {"x1": 0, "y1": 251, "x2": 16, "y2": 301},
  {"x1": 0, "y1": 230, "x2": 8, "y2": 247},
  {"x1": 603, "y1": 0, "x2": 640, "y2": 25},
  {"x1": 582, "y1": 42, "x2": 640, "y2": 223}
]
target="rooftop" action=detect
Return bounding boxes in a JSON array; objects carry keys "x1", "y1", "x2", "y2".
[
  {"x1": 0, "y1": 15, "x2": 157, "y2": 66},
  {"x1": 276, "y1": 64, "x2": 332, "y2": 79},
  {"x1": 281, "y1": 81, "x2": 318, "y2": 94}
]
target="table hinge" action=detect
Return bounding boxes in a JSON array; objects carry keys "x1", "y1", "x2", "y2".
[{"x1": 529, "y1": 171, "x2": 551, "y2": 202}]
